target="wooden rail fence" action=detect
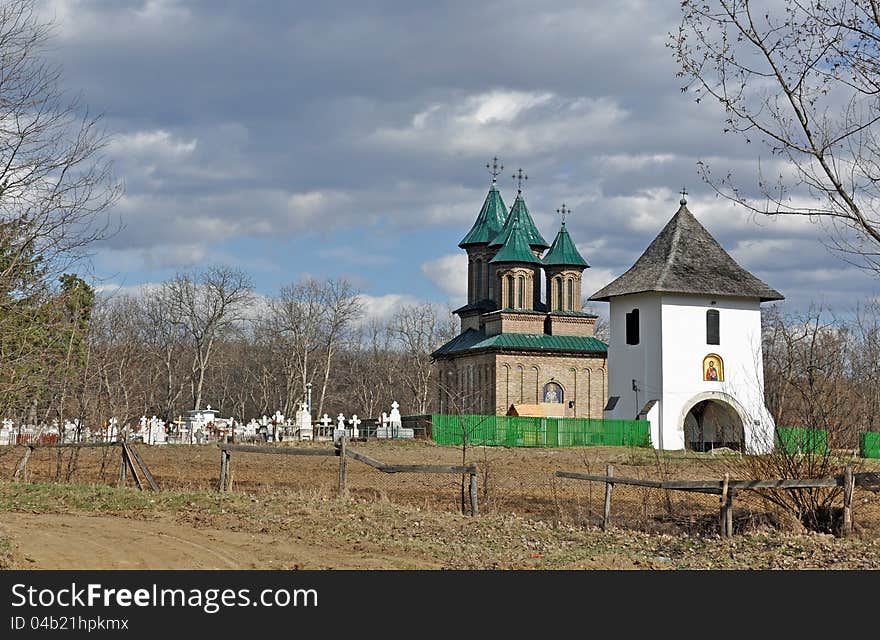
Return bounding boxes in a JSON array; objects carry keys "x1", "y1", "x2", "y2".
[
  {"x1": 556, "y1": 465, "x2": 880, "y2": 538},
  {"x1": 217, "y1": 440, "x2": 480, "y2": 516},
  {"x1": 11, "y1": 441, "x2": 159, "y2": 491}
]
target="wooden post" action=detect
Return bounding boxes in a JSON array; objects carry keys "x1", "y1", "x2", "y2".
[
  {"x1": 13, "y1": 446, "x2": 33, "y2": 483},
  {"x1": 603, "y1": 464, "x2": 614, "y2": 531},
  {"x1": 219, "y1": 450, "x2": 230, "y2": 492},
  {"x1": 469, "y1": 468, "x2": 478, "y2": 516},
  {"x1": 337, "y1": 436, "x2": 347, "y2": 498},
  {"x1": 117, "y1": 444, "x2": 127, "y2": 488},
  {"x1": 842, "y1": 465, "x2": 853, "y2": 537},
  {"x1": 720, "y1": 472, "x2": 732, "y2": 538}
]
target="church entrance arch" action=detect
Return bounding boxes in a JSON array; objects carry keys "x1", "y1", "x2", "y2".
[{"x1": 680, "y1": 393, "x2": 747, "y2": 452}]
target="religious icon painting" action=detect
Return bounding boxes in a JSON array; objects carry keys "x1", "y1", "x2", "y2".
[
  {"x1": 703, "y1": 354, "x2": 723, "y2": 382},
  {"x1": 543, "y1": 381, "x2": 563, "y2": 403}
]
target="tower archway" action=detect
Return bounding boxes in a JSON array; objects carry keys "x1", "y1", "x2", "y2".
[{"x1": 680, "y1": 393, "x2": 747, "y2": 452}]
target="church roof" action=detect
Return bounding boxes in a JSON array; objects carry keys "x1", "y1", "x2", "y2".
[
  {"x1": 542, "y1": 222, "x2": 589, "y2": 267},
  {"x1": 459, "y1": 182, "x2": 508, "y2": 248},
  {"x1": 490, "y1": 218, "x2": 543, "y2": 265},
  {"x1": 432, "y1": 328, "x2": 607, "y2": 358},
  {"x1": 489, "y1": 194, "x2": 549, "y2": 250},
  {"x1": 589, "y1": 201, "x2": 784, "y2": 302}
]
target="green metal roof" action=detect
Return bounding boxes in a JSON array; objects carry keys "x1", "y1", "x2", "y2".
[
  {"x1": 489, "y1": 194, "x2": 549, "y2": 250},
  {"x1": 542, "y1": 222, "x2": 589, "y2": 267},
  {"x1": 459, "y1": 183, "x2": 508, "y2": 248},
  {"x1": 489, "y1": 218, "x2": 542, "y2": 264},
  {"x1": 432, "y1": 328, "x2": 607, "y2": 357}
]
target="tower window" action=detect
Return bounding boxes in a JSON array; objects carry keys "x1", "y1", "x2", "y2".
[
  {"x1": 506, "y1": 275, "x2": 514, "y2": 308},
  {"x1": 707, "y1": 309, "x2": 720, "y2": 345},
  {"x1": 555, "y1": 277, "x2": 563, "y2": 311},
  {"x1": 516, "y1": 275, "x2": 524, "y2": 309},
  {"x1": 625, "y1": 309, "x2": 640, "y2": 345},
  {"x1": 566, "y1": 278, "x2": 573, "y2": 311}
]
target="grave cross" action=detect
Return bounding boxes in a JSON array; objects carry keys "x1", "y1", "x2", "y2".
[
  {"x1": 319, "y1": 414, "x2": 332, "y2": 428},
  {"x1": 336, "y1": 413, "x2": 346, "y2": 430}
]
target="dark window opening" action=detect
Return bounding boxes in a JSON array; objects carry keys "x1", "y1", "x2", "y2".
[
  {"x1": 706, "y1": 309, "x2": 720, "y2": 345},
  {"x1": 625, "y1": 309, "x2": 640, "y2": 345},
  {"x1": 604, "y1": 396, "x2": 619, "y2": 411}
]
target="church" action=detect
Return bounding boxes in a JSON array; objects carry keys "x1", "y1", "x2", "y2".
[
  {"x1": 432, "y1": 163, "x2": 609, "y2": 418},
  {"x1": 433, "y1": 162, "x2": 782, "y2": 454}
]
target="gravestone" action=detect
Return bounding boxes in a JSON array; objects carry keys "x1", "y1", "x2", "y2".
[
  {"x1": 333, "y1": 413, "x2": 347, "y2": 444},
  {"x1": 296, "y1": 402, "x2": 313, "y2": 441}
]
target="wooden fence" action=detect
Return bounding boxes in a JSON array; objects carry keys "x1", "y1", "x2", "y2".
[
  {"x1": 11, "y1": 441, "x2": 159, "y2": 491},
  {"x1": 217, "y1": 439, "x2": 479, "y2": 516},
  {"x1": 556, "y1": 466, "x2": 880, "y2": 538}
]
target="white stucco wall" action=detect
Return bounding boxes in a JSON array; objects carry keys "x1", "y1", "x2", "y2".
[{"x1": 605, "y1": 292, "x2": 775, "y2": 452}]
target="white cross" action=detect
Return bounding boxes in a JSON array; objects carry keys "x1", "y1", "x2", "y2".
[
  {"x1": 349, "y1": 415, "x2": 362, "y2": 429},
  {"x1": 319, "y1": 414, "x2": 332, "y2": 428},
  {"x1": 391, "y1": 401, "x2": 400, "y2": 411},
  {"x1": 336, "y1": 413, "x2": 346, "y2": 429}
]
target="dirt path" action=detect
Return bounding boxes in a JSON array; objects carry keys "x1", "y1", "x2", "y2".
[{"x1": 0, "y1": 512, "x2": 437, "y2": 570}]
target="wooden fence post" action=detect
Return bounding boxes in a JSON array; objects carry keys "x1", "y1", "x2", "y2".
[
  {"x1": 603, "y1": 464, "x2": 614, "y2": 531},
  {"x1": 469, "y1": 466, "x2": 478, "y2": 516},
  {"x1": 720, "y1": 472, "x2": 732, "y2": 538},
  {"x1": 337, "y1": 436, "x2": 347, "y2": 498},
  {"x1": 219, "y1": 450, "x2": 231, "y2": 492},
  {"x1": 13, "y1": 446, "x2": 33, "y2": 483},
  {"x1": 842, "y1": 465, "x2": 853, "y2": 537}
]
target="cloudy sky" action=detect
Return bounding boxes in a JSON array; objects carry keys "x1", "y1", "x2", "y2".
[{"x1": 37, "y1": 0, "x2": 879, "y2": 316}]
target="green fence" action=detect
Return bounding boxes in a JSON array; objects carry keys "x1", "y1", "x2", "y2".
[
  {"x1": 861, "y1": 432, "x2": 880, "y2": 459},
  {"x1": 430, "y1": 414, "x2": 651, "y2": 448},
  {"x1": 775, "y1": 426, "x2": 829, "y2": 455}
]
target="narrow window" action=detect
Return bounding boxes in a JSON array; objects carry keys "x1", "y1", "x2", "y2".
[
  {"x1": 707, "y1": 309, "x2": 720, "y2": 345},
  {"x1": 516, "y1": 276, "x2": 525, "y2": 309},
  {"x1": 566, "y1": 278, "x2": 574, "y2": 311},
  {"x1": 506, "y1": 275, "x2": 514, "y2": 308},
  {"x1": 555, "y1": 277, "x2": 563, "y2": 311},
  {"x1": 625, "y1": 309, "x2": 640, "y2": 345}
]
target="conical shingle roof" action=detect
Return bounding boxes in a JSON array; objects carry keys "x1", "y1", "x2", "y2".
[
  {"x1": 543, "y1": 222, "x2": 589, "y2": 267},
  {"x1": 459, "y1": 183, "x2": 508, "y2": 248},
  {"x1": 589, "y1": 202, "x2": 784, "y2": 302},
  {"x1": 489, "y1": 194, "x2": 549, "y2": 250}
]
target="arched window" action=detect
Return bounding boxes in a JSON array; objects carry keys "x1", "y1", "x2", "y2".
[
  {"x1": 707, "y1": 309, "x2": 720, "y2": 345},
  {"x1": 566, "y1": 278, "x2": 574, "y2": 310},
  {"x1": 506, "y1": 275, "x2": 514, "y2": 308},
  {"x1": 555, "y1": 277, "x2": 563, "y2": 311},
  {"x1": 625, "y1": 309, "x2": 640, "y2": 345},
  {"x1": 517, "y1": 275, "x2": 525, "y2": 309},
  {"x1": 474, "y1": 260, "x2": 482, "y2": 301}
]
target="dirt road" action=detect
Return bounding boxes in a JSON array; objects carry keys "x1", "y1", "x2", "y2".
[{"x1": 0, "y1": 512, "x2": 436, "y2": 570}]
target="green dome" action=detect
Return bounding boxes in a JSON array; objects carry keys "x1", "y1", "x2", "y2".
[
  {"x1": 489, "y1": 218, "x2": 542, "y2": 265},
  {"x1": 459, "y1": 183, "x2": 508, "y2": 248},
  {"x1": 489, "y1": 194, "x2": 549, "y2": 250},
  {"x1": 542, "y1": 222, "x2": 589, "y2": 267}
]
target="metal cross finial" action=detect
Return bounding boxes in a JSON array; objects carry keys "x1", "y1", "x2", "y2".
[
  {"x1": 486, "y1": 157, "x2": 504, "y2": 184},
  {"x1": 513, "y1": 168, "x2": 528, "y2": 193},
  {"x1": 679, "y1": 187, "x2": 688, "y2": 205},
  {"x1": 556, "y1": 203, "x2": 570, "y2": 224}
]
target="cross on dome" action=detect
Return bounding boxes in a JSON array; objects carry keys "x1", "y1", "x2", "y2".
[{"x1": 486, "y1": 157, "x2": 503, "y2": 184}]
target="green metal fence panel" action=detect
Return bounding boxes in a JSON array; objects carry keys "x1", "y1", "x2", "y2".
[
  {"x1": 429, "y1": 414, "x2": 651, "y2": 448},
  {"x1": 775, "y1": 426, "x2": 829, "y2": 455},
  {"x1": 861, "y1": 432, "x2": 880, "y2": 459}
]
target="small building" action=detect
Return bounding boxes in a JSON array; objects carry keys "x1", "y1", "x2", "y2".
[{"x1": 589, "y1": 196, "x2": 783, "y2": 453}]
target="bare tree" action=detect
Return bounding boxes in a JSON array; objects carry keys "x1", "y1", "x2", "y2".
[
  {"x1": 0, "y1": 0, "x2": 120, "y2": 415},
  {"x1": 388, "y1": 303, "x2": 456, "y2": 415},
  {"x1": 673, "y1": 0, "x2": 880, "y2": 270},
  {"x1": 164, "y1": 266, "x2": 254, "y2": 410}
]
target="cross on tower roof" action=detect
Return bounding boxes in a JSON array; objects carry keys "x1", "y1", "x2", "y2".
[
  {"x1": 512, "y1": 168, "x2": 527, "y2": 193},
  {"x1": 679, "y1": 187, "x2": 688, "y2": 206},
  {"x1": 557, "y1": 203, "x2": 570, "y2": 224},
  {"x1": 486, "y1": 156, "x2": 503, "y2": 184}
]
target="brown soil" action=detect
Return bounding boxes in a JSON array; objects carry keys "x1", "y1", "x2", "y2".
[{"x1": 0, "y1": 512, "x2": 437, "y2": 570}]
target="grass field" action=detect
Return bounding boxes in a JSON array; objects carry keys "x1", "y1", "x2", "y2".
[{"x1": 1, "y1": 440, "x2": 879, "y2": 569}]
